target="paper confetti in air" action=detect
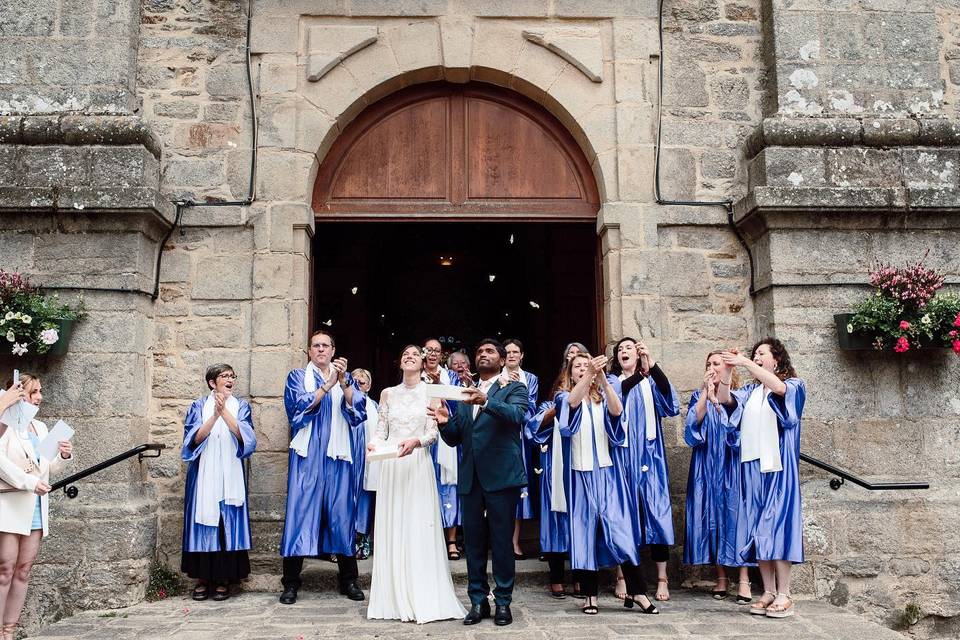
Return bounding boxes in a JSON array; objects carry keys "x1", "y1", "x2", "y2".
[
  {"x1": 444, "y1": 503, "x2": 452, "y2": 509},
  {"x1": 351, "y1": 287, "x2": 358, "y2": 294},
  {"x1": 489, "y1": 274, "x2": 496, "y2": 282},
  {"x1": 520, "y1": 492, "x2": 528, "y2": 499},
  {"x1": 540, "y1": 444, "x2": 549, "y2": 453},
  {"x1": 529, "y1": 301, "x2": 540, "y2": 309},
  {"x1": 534, "y1": 468, "x2": 543, "y2": 475},
  {"x1": 509, "y1": 234, "x2": 514, "y2": 244},
  {"x1": 323, "y1": 319, "x2": 333, "y2": 326}
]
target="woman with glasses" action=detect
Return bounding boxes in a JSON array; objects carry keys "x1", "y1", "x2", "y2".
[{"x1": 181, "y1": 364, "x2": 257, "y2": 601}]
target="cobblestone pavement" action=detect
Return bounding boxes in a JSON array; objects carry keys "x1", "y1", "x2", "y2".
[{"x1": 27, "y1": 585, "x2": 906, "y2": 640}]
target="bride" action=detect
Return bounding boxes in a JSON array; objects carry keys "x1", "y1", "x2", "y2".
[{"x1": 366, "y1": 345, "x2": 467, "y2": 624}]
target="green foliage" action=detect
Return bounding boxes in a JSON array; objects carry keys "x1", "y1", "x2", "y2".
[
  {"x1": 0, "y1": 269, "x2": 85, "y2": 357},
  {"x1": 145, "y1": 561, "x2": 183, "y2": 602},
  {"x1": 893, "y1": 601, "x2": 922, "y2": 629}
]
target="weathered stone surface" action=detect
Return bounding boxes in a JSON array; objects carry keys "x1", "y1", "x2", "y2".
[
  {"x1": 305, "y1": 25, "x2": 379, "y2": 82},
  {"x1": 523, "y1": 27, "x2": 604, "y2": 83},
  {"x1": 191, "y1": 255, "x2": 254, "y2": 300}
]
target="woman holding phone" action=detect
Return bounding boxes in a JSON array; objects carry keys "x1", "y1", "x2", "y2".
[{"x1": 0, "y1": 374, "x2": 73, "y2": 640}]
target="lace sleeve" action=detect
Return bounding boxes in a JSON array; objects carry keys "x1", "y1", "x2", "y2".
[
  {"x1": 375, "y1": 388, "x2": 390, "y2": 442},
  {"x1": 419, "y1": 399, "x2": 438, "y2": 448}
]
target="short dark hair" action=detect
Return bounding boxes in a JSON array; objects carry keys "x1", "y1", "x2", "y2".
[
  {"x1": 423, "y1": 336, "x2": 442, "y2": 346},
  {"x1": 504, "y1": 338, "x2": 524, "y2": 353},
  {"x1": 205, "y1": 363, "x2": 235, "y2": 389},
  {"x1": 309, "y1": 329, "x2": 335, "y2": 348},
  {"x1": 608, "y1": 336, "x2": 638, "y2": 376},
  {"x1": 475, "y1": 337, "x2": 507, "y2": 360}
]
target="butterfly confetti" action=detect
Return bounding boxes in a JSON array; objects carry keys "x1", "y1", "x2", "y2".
[
  {"x1": 529, "y1": 301, "x2": 540, "y2": 309},
  {"x1": 489, "y1": 274, "x2": 496, "y2": 282},
  {"x1": 351, "y1": 287, "x2": 358, "y2": 295},
  {"x1": 509, "y1": 234, "x2": 514, "y2": 244},
  {"x1": 323, "y1": 319, "x2": 332, "y2": 326}
]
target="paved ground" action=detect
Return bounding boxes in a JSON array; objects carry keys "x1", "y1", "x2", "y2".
[{"x1": 27, "y1": 584, "x2": 907, "y2": 640}]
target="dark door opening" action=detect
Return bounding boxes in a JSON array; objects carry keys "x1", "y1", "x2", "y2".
[{"x1": 312, "y1": 222, "x2": 599, "y2": 398}]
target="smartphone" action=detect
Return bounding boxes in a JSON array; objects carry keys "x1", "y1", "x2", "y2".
[{"x1": 12, "y1": 369, "x2": 19, "y2": 387}]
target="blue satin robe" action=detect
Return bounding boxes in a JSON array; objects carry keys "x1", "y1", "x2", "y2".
[
  {"x1": 682, "y1": 390, "x2": 750, "y2": 566},
  {"x1": 726, "y1": 379, "x2": 806, "y2": 564},
  {"x1": 429, "y1": 367, "x2": 462, "y2": 528},
  {"x1": 280, "y1": 369, "x2": 367, "y2": 557},
  {"x1": 516, "y1": 371, "x2": 539, "y2": 520},
  {"x1": 181, "y1": 396, "x2": 257, "y2": 553},
  {"x1": 524, "y1": 400, "x2": 570, "y2": 554},
  {"x1": 610, "y1": 373, "x2": 681, "y2": 547},
  {"x1": 556, "y1": 391, "x2": 639, "y2": 571},
  {"x1": 351, "y1": 398, "x2": 377, "y2": 536}
]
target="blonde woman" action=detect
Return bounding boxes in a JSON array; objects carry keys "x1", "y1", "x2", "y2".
[{"x1": 0, "y1": 374, "x2": 72, "y2": 640}]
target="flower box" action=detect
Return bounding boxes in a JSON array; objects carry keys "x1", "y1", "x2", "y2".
[
  {"x1": 45, "y1": 318, "x2": 76, "y2": 357},
  {"x1": 834, "y1": 314, "x2": 875, "y2": 351},
  {"x1": 0, "y1": 270, "x2": 84, "y2": 358}
]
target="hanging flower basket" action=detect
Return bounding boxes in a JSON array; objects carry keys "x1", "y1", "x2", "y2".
[
  {"x1": 839, "y1": 257, "x2": 960, "y2": 355},
  {"x1": 0, "y1": 270, "x2": 85, "y2": 358}
]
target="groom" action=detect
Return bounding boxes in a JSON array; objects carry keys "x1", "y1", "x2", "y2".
[{"x1": 430, "y1": 338, "x2": 528, "y2": 626}]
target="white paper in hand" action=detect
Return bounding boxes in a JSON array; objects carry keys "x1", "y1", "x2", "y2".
[
  {"x1": 424, "y1": 385, "x2": 468, "y2": 401},
  {"x1": 1, "y1": 400, "x2": 38, "y2": 435},
  {"x1": 38, "y1": 420, "x2": 74, "y2": 461},
  {"x1": 366, "y1": 441, "x2": 400, "y2": 462}
]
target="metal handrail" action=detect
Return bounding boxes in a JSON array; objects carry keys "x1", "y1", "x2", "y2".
[
  {"x1": 800, "y1": 452, "x2": 929, "y2": 491},
  {"x1": 50, "y1": 443, "x2": 165, "y2": 498}
]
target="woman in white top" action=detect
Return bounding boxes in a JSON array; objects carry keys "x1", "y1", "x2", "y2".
[
  {"x1": 365, "y1": 345, "x2": 466, "y2": 624},
  {"x1": 0, "y1": 374, "x2": 72, "y2": 640}
]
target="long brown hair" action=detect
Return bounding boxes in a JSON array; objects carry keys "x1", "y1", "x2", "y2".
[
  {"x1": 705, "y1": 350, "x2": 740, "y2": 389},
  {"x1": 750, "y1": 337, "x2": 798, "y2": 381},
  {"x1": 557, "y1": 353, "x2": 602, "y2": 404}
]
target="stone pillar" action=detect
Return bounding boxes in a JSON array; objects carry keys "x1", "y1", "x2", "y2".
[{"x1": 0, "y1": 116, "x2": 174, "y2": 627}]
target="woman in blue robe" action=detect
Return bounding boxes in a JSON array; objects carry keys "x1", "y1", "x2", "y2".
[
  {"x1": 350, "y1": 368, "x2": 377, "y2": 558},
  {"x1": 608, "y1": 337, "x2": 680, "y2": 602},
  {"x1": 683, "y1": 351, "x2": 752, "y2": 603},
  {"x1": 504, "y1": 338, "x2": 538, "y2": 559},
  {"x1": 279, "y1": 330, "x2": 368, "y2": 605},
  {"x1": 181, "y1": 364, "x2": 257, "y2": 601},
  {"x1": 525, "y1": 398, "x2": 570, "y2": 598},
  {"x1": 718, "y1": 338, "x2": 805, "y2": 619},
  {"x1": 557, "y1": 352, "x2": 658, "y2": 616}
]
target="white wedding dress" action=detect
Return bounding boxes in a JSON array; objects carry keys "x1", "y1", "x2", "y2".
[{"x1": 367, "y1": 382, "x2": 467, "y2": 624}]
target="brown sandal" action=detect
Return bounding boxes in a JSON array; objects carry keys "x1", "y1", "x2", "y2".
[
  {"x1": 655, "y1": 578, "x2": 670, "y2": 601},
  {"x1": 750, "y1": 591, "x2": 776, "y2": 615}
]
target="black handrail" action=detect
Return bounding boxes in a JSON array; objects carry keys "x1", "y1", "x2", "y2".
[
  {"x1": 800, "y1": 452, "x2": 929, "y2": 491},
  {"x1": 51, "y1": 443, "x2": 165, "y2": 498}
]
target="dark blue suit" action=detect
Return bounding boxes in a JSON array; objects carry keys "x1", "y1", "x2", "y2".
[{"x1": 439, "y1": 379, "x2": 528, "y2": 606}]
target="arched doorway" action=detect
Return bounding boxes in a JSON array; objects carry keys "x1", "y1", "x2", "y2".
[{"x1": 311, "y1": 82, "x2": 601, "y2": 393}]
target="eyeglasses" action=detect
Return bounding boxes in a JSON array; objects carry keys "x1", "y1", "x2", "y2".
[
  {"x1": 217, "y1": 373, "x2": 238, "y2": 380},
  {"x1": 424, "y1": 347, "x2": 442, "y2": 354}
]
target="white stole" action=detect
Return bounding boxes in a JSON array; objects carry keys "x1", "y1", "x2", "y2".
[
  {"x1": 550, "y1": 416, "x2": 566, "y2": 513},
  {"x1": 617, "y1": 373, "x2": 657, "y2": 448},
  {"x1": 362, "y1": 397, "x2": 380, "y2": 491},
  {"x1": 740, "y1": 385, "x2": 782, "y2": 473},
  {"x1": 424, "y1": 366, "x2": 458, "y2": 485},
  {"x1": 195, "y1": 393, "x2": 246, "y2": 527},
  {"x1": 571, "y1": 400, "x2": 613, "y2": 472},
  {"x1": 290, "y1": 362, "x2": 353, "y2": 462}
]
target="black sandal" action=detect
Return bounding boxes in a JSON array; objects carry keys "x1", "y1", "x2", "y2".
[
  {"x1": 712, "y1": 577, "x2": 729, "y2": 600},
  {"x1": 212, "y1": 583, "x2": 230, "y2": 601},
  {"x1": 446, "y1": 541, "x2": 461, "y2": 561},
  {"x1": 581, "y1": 604, "x2": 598, "y2": 615},
  {"x1": 624, "y1": 596, "x2": 659, "y2": 614},
  {"x1": 191, "y1": 583, "x2": 209, "y2": 601},
  {"x1": 549, "y1": 586, "x2": 567, "y2": 600}
]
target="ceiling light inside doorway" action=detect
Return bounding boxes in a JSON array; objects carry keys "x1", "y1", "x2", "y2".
[{"x1": 438, "y1": 255, "x2": 454, "y2": 266}]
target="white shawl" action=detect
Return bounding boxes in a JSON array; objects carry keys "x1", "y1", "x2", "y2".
[
  {"x1": 571, "y1": 400, "x2": 613, "y2": 472},
  {"x1": 423, "y1": 366, "x2": 458, "y2": 485},
  {"x1": 195, "y1": 393, "x2": 245, "y2": 527},
  {"x1": 289, "y1": 362, "x2": 353, "y2": 462},
  {"x1": 617, "y1": 373, "x2": 657, "y2": 448},
  {"x1": 550, "y1": 416, "x2": 566, "y2": 512},
  {"x1": 362, "y1": 397, "x2": 380, "y2": 491},
  {"x1": 740, "y1": 385, "x2": 782, "y2": 473}
]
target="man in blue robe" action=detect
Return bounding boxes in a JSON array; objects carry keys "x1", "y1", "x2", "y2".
[{"x1": 279, "y1": 329, "x2": 367, "y2": 604}]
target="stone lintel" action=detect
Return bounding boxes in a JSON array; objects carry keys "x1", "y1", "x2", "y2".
[
  {"x1": 306, "y1": 25, "x2": 379, "y2": 82},
  {"x1": 522, "y1": 27, "x2": 604, "y2": 83},
  {"x1": 0, "y1": 115, "x2": 163, "y2": 159}
]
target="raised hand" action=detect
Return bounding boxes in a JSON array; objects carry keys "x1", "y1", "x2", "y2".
[
  {"x1": 507, "y1": 370, "x2": 521, "y2": 383},
  {"x1": 461, "y1": 387, "x2": 487, "y2": 406},
  {"x1": 427, "y1": 402, "x2": 450, "y2": 425},
  {"x1": 214, "y1": 392, "x2": 225, "y2": 415},
  {"x1": 637, "y1": 341, "x2": 655, "y2": 372},
  {"x1": 721, "y1": 350, "x2": 751, "y2": 368},
  {"x1": 424, "y1": 368, "x2": 441, "y2": 384},
  {"x1": 457, "y1": 370, "x2": 476, "y2": 387},
  {"x1": 590, "y1": 355, "x2": 608, "y2": 375},
  {"x1": 332, "y1": 357, "x2": 349, "y2": 381}
]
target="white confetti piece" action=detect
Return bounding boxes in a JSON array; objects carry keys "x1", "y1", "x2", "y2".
[
  {"x1": 540, "y1": 445, "x2": 549, "y2": 453},
  {"x1": 323, "y1": 319, "x2": 332, "y2": 326},
  {"x1": 534, "y1": 468, "x2": 543, "y2": 475},
  {"x1": 529, "y1": 301, "x2": 540, "y2": 309},
  {"x1": 351, "y1": 287, "x2": 358, "y2": 294},
  {"x1": 444, "y1": 503, "x2": 452, "y2": 509},
  {"x1": 489, "y1": 274, "x2": 496, "y2": 282},
  {"x1": 520, "y1": 492, "x2": 528, "y2": 499},
  {"x1": 509, "y1": 234, "x2": 514, "y2": 244}
]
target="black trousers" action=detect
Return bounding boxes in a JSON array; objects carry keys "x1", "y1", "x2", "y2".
[
  {"x1": 281, "y1": 555, "x2": 358, "y2": 590},
  {"x1": 544, "y1": 553, "x2": 566, "y2": 584},
  {"x1": 573, "y1": 562, "x2": 647, "y2": 597},
  {"x1": 461, "y1": 475, "x2": 521, "y2": 606},
  {"x1": 648, "y1": 543, "x2": 669, "y2": 563}
]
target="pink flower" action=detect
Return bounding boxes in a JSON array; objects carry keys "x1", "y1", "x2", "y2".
[
  {"x1": 39, "y1": 328, "x2": 59, "y2": 345},
  {"x1": 953, "y1": 312, "x2": 960, "y2": 327},
  {"x1": 894, "y1": 336, "x2": 910, "y2": 353},
  {"x1": 953, "y1": 340, "x2": 960, "y2": 355},
  {"x1": 899, "y1": 320, "x2": 911, "y2": 330}
]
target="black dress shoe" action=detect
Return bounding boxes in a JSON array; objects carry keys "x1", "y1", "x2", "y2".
[
  {"x1": 463, "y1": 601, "x2": 491, "y2": 625},
  {"x1": 494, "y1": 604, "x2": 512, "y2": 626},
  {"x1": 278, "y1": 586, "x2": 298, "y2": 605},
  {"x1": 339, "y1": 581, "x2": 365, "y2": 601}
]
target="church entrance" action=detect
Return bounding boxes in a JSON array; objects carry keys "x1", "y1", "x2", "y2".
[{"x1": 311, "y1": 81, "x2": 603, "y2": 395}]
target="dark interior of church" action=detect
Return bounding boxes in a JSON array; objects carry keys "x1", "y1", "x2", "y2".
[{"x1": 312, "y1": 222, "x2": 599, "y2": 397}]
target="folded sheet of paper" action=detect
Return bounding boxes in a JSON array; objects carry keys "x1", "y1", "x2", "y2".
[
  {"x1": 366, "y1": 441, "x2": 400, "y2": 462},
  {"x1": 37, "y1": 420, "x2": 74, "y2": 461},
  {"x1": 424, "y1": 385, "x2": 469, "y2": 401},
  {"x1": 1, "y1": 400, "x2": 39, "y2": 435}
]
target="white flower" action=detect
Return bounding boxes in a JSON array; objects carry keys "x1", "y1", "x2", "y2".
[
  {"x1": 39, "y1": 328, "x2": 59, "y2": 345},
  {"x1": 921, "y1": 314, "x2": 932, "y2": 325},
  {"x1": 11, "y1": 312, "x2": 20, "y2": 320},
  {"x1": 5, "y1": 331, "x2": 14, "y2": 343},
  {"x1": 4, "y1": 312, "x2": 13, "y2": 321},
  {"x1": 846, "y1": 323, "x2": 854, "y2": 334},
  {"x1": 0, "y1": 319, "x2": 4, "y2": 326},
  {"x1": 21, "y1": 314, "x2": 31, "y2": 324},
  {"x1": 11, "y1": 343, "x2": 27, "y2": 356}
]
